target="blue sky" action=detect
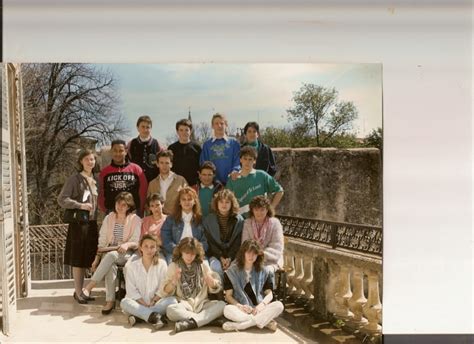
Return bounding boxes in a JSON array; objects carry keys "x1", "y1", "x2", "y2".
[{"x1": 102, "y1": 63, "x2": 382, "y2": 144}]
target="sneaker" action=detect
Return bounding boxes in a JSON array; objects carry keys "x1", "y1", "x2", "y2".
[
  {"x1": 128, "y1": 315, "x2": 137, "y2": 327},
  {"x1": 265, "y1": 320, "x2": 278, "y2": 332},
  {"x1": 222, "y1": 321, "x2": 239, "y2": 332},
  {"x1": 151, "y1": 319, "x2": 164, "y2": 330},
  {"x1": 175, "y1": 318, "x2": 198, "y2": 333},
  {"x1": 208, "y1": 316, "x2": 226, "y2": 327}
]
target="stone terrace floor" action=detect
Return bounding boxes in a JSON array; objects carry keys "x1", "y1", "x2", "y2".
[{"x1": 0, "y1": 280, "x2": 311, "y2": 343}]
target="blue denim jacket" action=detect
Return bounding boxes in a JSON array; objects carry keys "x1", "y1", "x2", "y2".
[
  {"x1": 161, "y1": 216, "x2": 208, "y2": 262},
  {"x1": 225, "y1": 262, "x2": 272, "y2": 306}
]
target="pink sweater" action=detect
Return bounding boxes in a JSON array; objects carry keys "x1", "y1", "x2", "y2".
[
  {"x1": 141, "y1": 214, "x2": 168, "y2": 239},
  {"x1": 242, "y1": 216, "x2": 284, "y2": 269}
]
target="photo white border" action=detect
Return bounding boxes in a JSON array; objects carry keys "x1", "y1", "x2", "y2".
[{"x1": 4, "y1": 0, "x2": 473, "y2": 334}]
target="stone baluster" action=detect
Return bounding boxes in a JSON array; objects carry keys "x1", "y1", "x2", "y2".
[
  {"x1": 347, "y1": 269, "x2": 368, "y2": 328},
  {"x1": 291, "y1": 253, "x2": 305, "y2": 300},
  {"x1": 285, "y1": 247, "x2": 297, "y2": 296},
  {"x1": 362, "y1": 272, "x2": 382, "y2": 334},
  {"x1": 334, "y1": 264, "x2": 354, "y2": 320},
  {"x1": 301, "y1": 254, "x2": 314, "y2": 310}
]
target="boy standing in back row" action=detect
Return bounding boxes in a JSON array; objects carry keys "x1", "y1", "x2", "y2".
[
  {"x1": 127, "y1": 115, "x2": 164, "y2": 183},
  {"x1": 168, "y1": 119, "x2": 202, "y2": 187},
  {"x1": 200, "y1": 113, "x2": 240, "y2": 185}
]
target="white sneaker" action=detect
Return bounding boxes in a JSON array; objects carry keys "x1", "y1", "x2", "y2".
[
  {"x1": 265, "y1": 320, "x2": 278, "y2": 332},
  {"x1": 222, "y1": 321, "x2": 239, "y2": 332},
  {"x1": 152, "y1": 319, "x2": 164, "y2": 330},
  {"x1": 128, "y1": 315, "x2": 137, "y2": 327}
]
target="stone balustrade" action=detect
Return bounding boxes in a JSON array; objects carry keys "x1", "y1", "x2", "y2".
[{"x1": 283, "y1": 237, "x2": 382, "y2": 337}]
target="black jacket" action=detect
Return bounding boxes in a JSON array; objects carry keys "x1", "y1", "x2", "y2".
[{"x1": 242, "y1": 140, "x2": 277, "y2": 176}]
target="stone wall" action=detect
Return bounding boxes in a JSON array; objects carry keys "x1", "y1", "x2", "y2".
[{"x1": 273, "y1": 148, "x2": 382, "y2": 226}]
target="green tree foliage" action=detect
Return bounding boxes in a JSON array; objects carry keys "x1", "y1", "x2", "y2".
[
  {"x1": 364, "y1": 127, "x2": 383, "y2": 150},
  {"x1": 260, "y1": 126, "x2": 365, "y2": 149},
  {"x1": 23, "y1": 63, "x2": 127, "y2": 224},
  {"x1": 287, "y1": 84, "x2": 358, "y2": 146}
]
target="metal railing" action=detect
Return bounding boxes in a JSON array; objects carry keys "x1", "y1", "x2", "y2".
[
  {"x1": 29, "y1": 224, "x2": 72, "y2": 280},
  {"x1": 277, "y1": 215, "x2": 382, "y2": 256}
]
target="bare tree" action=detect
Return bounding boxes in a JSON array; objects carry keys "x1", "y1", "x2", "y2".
[
  {"x1": 22, "y1": 63, "x2": 127, "y2": 224},
  {"x1": 193, "y1": 121, "x2": 212, "y2": 145}
]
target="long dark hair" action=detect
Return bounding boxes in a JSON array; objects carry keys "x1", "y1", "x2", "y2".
[{"x1": 235, "y1": 239, "x2": 264, "y2": 272}]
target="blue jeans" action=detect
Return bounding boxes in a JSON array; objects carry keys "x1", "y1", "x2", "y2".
[
  {"x1": 120, "y1": 296, "x2": 178, "y2": 322},
  {"x1": 209, "y1": 256, "x2": 224, "y2": 280}
]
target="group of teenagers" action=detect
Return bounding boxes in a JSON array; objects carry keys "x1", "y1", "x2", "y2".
[{"x1": 58, "y1": 113, "x2": 285, "y2": 333}]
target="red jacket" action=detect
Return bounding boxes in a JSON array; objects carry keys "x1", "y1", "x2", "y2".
[{"x1": 98, "y1": 161, "x2": 148, "y2": 216}]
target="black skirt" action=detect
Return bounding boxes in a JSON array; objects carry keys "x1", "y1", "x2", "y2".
[{"x1": 64, "y1": 221, "x2": 99, "y2": 268}]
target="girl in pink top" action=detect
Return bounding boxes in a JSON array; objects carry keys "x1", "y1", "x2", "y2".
[
  {"x1": 141, "y1": 193, "x2": 168, "y2": 238},
  {"x1": 140, "y1": 193, "x2": 166, "y2": 238}
]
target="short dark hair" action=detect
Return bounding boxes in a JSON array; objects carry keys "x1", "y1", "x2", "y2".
[
  {"x1": 172, "y1": 237, "x2": 206, "y2": 264},
  {"x1": 244, "y1": 121, "x2": 260, "y2": 134},
  {"x1": 240, "y1": 146, "x2": 257, "y2": 160},
  {"x1": 146, "y1": 193, "x2": 165, "y2": 209},
  {"x1": 136, "y1": 115, "x2": 152, "y2": 127},
  {"x1": 199, "y1": 161, "x2": 216, "y2": 173},
  {"x1": 111, "y1": 139, "x2": 126, "y2": 148},
  {"x1": 249, "y1": 195, "x2": 275, "y2": 218},
  {"x1": 114, "y1": 191, "x2": 136, "y2": 215},
  {"x1": 235, "y1": 239, "x2": 264, "y2": 271},
  {"x1": 139, "y1": 234, "x2": 162, "y2": 265},
  {"x1": 176, "y1": 119, "x2": 193, "y2": 131},
  {"x1": 158, "y1": 150, "x2": 174, "y2": 163}
]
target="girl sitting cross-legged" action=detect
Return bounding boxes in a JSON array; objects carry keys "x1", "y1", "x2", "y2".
[
  {"x1": 160, "y1": 237, "x2": 225, "y2": 333},
  {"x1": 161, "y1": 187, "x2": 208, "y2": 264},
  {"x1": 222, "y1": 239, "x2": 284, "y2": 332},
  {"x1": 120, "y1": 234, "x2": 178, "y2": 329},
  {"x1": 82, "y1": 192, "x2": 141, "y2": 315}
]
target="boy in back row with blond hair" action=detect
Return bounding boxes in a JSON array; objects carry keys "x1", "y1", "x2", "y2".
[{"x1": 200, "y1": 113, "x2": 240, "y2": 185}]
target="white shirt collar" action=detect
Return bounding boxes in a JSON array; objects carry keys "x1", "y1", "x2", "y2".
[
  {"x1": 159, "y1": 171, "x2": 174, "y2": 181},
  {"x1": 200, "y1": 183, "x2": 214, "y2": 189},
  {"x1": 182, "y1": 211, "x2": 193, "y2": 222},
  {"x1": 211, "y1": 134, "x2": 229, "y2": 142}
]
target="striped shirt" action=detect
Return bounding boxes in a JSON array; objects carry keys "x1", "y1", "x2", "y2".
[{"x1": 112, "y1": 223, "x2": 124, "y2": 246}]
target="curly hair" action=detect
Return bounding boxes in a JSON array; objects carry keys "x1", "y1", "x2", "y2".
[
  {"x1": 139, "y1": 234, "x2": 161, "y2": 265},
  {"x1": 172, "y1": 187, "x2": 202, "y2": 224},
  {"x1": 211, "y1": 189, "x2": 240, "y2": 217},
  {"x1": 249, "y1": 195, "x2": 275, "y2": 218},
  {"x1": 114, "y1": 191, "x2": 136, "y2": 215},
  {"x1": 235, "y1": 239, "x2": 264, "y2": 271},
  {"x1": 171, "y1": 237, "x2": 205, "y2": 264}
]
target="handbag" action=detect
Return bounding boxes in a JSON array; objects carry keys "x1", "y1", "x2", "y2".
[{"x1": 63, "y1": 208, "x2": 90, "y2": 223}]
